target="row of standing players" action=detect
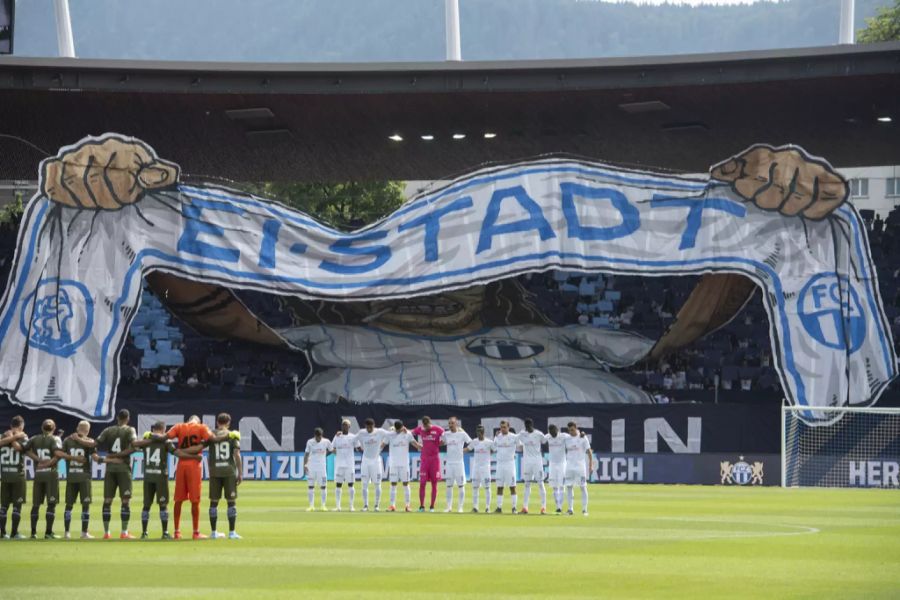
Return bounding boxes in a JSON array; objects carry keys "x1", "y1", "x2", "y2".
[
  {"x1": 303, "y1": 416, "x2": 594, "y2": 516},
  {"x1": 0, "y1": 410, "x2": 242, "y2": 540}
]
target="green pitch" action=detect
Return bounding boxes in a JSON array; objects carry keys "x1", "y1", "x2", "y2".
[{"x1": 4, "y1": 482, "x2": 898, "y2": 598}]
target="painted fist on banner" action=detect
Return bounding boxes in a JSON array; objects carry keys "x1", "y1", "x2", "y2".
[
  {"x1": 40, "y1": 135, "x2": 179, "y2": 210},
  {"x1": 710, "y1": 144, "x2": 848, "y2": 220}
]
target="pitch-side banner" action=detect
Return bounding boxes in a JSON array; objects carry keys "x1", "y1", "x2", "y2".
[{"x1": 0, "y1": 134, "x2": 894, "y2": 419}]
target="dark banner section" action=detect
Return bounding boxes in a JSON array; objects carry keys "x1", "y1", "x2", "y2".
[
  {"x1": 0, "y1": 397, "x2": 779, "y2": 454},
  {"x1": 0, "y1": 398, "x2": 781, "y2": 485}
]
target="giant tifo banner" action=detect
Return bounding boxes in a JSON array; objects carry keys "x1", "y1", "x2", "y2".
[
  {"x1": 0, "y1": 398, "x2": 783, "y2": 486},
  {"x1": 0, "y1": 134, "x2": 895, "y2": 421}
]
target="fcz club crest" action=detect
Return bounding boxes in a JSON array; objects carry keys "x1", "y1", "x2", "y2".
[
  {"x1": 465, "y1": 337, "x2": 544, "y2": 360},
  {"x1": 19, "y1": 278, "x2": 94, "y2": 358},
  {"x1": 720, "y1": 456, "x2": 764, "y2": 485}
]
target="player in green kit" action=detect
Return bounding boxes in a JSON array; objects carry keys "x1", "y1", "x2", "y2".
[
  {"x1": 132, "y1": 420, "x2": 180, "y2": 539},
  {"x1": 93, "y1": 409, "x2": 137, "y2": 539},
  {"x1": 23, "y1": 419, "x2": 64, "y2": 539},
  {"x1": 61, "y1": 421, "x2": 96, "y2": 539},
  {"x1": 0, "y1": 416, "x2": 28, "y2": 539},
  {"x1": 207, "y1": 413, "x2": 242, "y2": 540}
]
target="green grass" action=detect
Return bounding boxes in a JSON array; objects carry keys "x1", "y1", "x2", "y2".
[{"x1": 2, "y1": 482, "x2": 899, "y2": 598}]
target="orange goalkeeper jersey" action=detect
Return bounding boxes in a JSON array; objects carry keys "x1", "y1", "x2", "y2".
[{"x1": 167, "y1": 422, "x2": 212, "y2": 460}]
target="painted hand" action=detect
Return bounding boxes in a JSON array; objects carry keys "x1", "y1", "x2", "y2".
[
  {"x1": 40, "y1": 135, "x2": 179, "y2": 210},
  {"x1": 710, "y1": 144, "x2": 848, "y2": 220}
]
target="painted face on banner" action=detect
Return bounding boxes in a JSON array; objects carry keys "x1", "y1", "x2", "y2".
[{"x1": 363, "y1": 287, "x2": 485, "y2": 335}]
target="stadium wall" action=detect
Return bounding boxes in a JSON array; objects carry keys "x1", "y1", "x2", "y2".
[{"x1": 0, "y1": 398, "x2": 781, "y2": 486}]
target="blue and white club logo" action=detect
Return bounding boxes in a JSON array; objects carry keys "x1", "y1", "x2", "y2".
[
  {"x1": 730, "y1": 459, "x2": 753, "y2": 485},
  {"x1": 465, "y1": 337, "x2": 544, "y2": 360},
  {"x1": 19, "y1": 278, "x2": 94, "y2": 358},
  {"x1": 798, "y1": 273, "x2": 866, "y2": 353}
]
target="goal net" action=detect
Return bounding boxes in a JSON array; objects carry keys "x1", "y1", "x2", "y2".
[{"x1": 782, "y1": 406, "x2": 900, "y2": 488}]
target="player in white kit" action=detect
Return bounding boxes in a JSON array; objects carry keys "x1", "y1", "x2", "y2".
[
  {"x1": 303, "y1": 428, "x2": 334, "y2": 511},
  {"x1": 440, "y1": 417, "x2": 472, "y2": 513},
  {"x1": 384, "y1": 421, "x2": 420, "y2": 512},
  {"x1": 517, "y1": 418, "x2": 547, "y2": 515},
  {"x1": 465, "y1": 425, "x2": 493, "y2": 513},
  {"x1": 355, "y1": 418, "x2": 389, "y2": 511},
  {"x1": 332, "y1": 420, "x2": 359, "y2": 511},
  {"x1": 564, "y1": 422, "x2": 593, "y2": 516},
  {"x1": 492, "y1": 421, "x2": 520, "y2": 514},
  {"x1": 544, "y1": 424, "x2": 570, "y2": 514}
]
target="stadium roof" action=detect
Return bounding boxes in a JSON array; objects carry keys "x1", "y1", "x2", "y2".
[{"x1": 0, "y1": 42, "x2": 898, "y2": 181}]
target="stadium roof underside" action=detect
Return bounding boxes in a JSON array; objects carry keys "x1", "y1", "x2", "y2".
[{"x1": 0, "y1": 42, "x2": 898, "y2": 182}]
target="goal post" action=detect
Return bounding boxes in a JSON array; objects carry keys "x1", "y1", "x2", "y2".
[{"x1": 781, "y1": 405, "x2": 900, "y2": 488}]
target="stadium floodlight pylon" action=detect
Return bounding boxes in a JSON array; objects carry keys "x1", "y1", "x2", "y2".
[{"x1": 781, "y1": 405, "x2": 900, "y2": 488}]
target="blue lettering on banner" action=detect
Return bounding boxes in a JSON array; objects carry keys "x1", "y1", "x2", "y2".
[
  {"x1": 177, "y1": 198, "x2": 245, "y2": 262},
  {"x1": 258, "y1": 219, "x2": 282, "y2": 268},
  {"x1": 649, "y1": 195, "x2": 747, "y2": 250},
  {"x1": 476, "y1": 186, "x2": 556, "y2": 253},
  {"x1": 798, "y1": 273, "x2": 866, "y2": 352},
  {"x1": 319, "y1": 231, "x2": 392, "y2": 275},
  {"x1": 561, "y1": 183, "x2": 641, "y2": 242},
  {"x1": 398, "y1": 196, "x2": 474, "y2": 262}
]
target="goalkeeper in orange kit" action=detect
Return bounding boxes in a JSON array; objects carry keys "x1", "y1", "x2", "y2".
[{"x1": 146, "y1": 415, "x2": 228, "y2": 539}]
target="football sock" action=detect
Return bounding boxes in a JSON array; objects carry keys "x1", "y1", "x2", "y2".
[
  {"x1": 227, "y1": 504, "x2": 237, "y2": 532},
  {"x1": 10, "y1": 505, "x2": 21, "y2": 535},
  {"x1": 81, "y1": 505, "x2": 90, "y2": 534},
  {"x1": 45, "y1": 504, "x2": 56, "y2": 535},
  {"x1": 160, "y1": 508, "x2": 169, "y2": 534},
  {"x1": 141, "y1": 506, "x2": 151, "y2": 534},
  {"x1": 190, "y1": 502, "x2": 200, "y2": 533}
]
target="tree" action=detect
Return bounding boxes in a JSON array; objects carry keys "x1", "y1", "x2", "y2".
[
  {"x1": 858, "y1": 1, "x2": 900, "y2": 42},
  {"x1": 251, "y1": 181, "x2": 407, "y2": 230},
  {"x1": 0, "y1": 192, "x2": 24, "y2": 225}
]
